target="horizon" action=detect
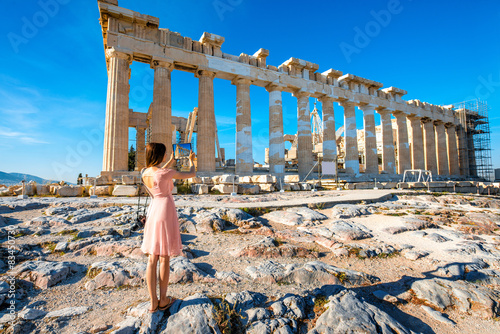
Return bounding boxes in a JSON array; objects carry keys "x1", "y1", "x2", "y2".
[{"x1": 1, "y1": 0, "x2": 499, "y2": 183}]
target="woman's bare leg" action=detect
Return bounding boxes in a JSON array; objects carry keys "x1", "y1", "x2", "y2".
[
  {"x1": 146, "y1": 254, "x2": 159, "y2": 311},
  {"x1": 158, "y1": 255, "x2": 170, "y2": 306}
]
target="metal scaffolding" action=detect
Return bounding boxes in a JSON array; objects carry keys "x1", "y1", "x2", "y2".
[{"x1": 454, "y1": 99, "x2": 493, "y2": 181}]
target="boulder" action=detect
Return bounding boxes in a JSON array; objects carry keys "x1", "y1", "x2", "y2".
[
  {"x1": 169, "y1": 256, "x2": 216, "y2": 283},
  {"x1": 193, "y1": 211, "x2": 226, "y2": 233},
  {"x1": 261, "y1": 211, "x2": 303, "y2": 226},
  {"x1": 36, "y1": 185, "x2": 50, "y2": 195},
  {"x1": 163, "y1": 294, "x2": 219, "y2": 334},
  {"x1": 112, "y1": 185, "x2": 138, "y2": 196},
  {"x1": 309, "y1": 290, "x2": 414, "y2": 334},
  {"x1": 411, "y1": 278, "x2": 500, "y2": 318},
  {"x1": 11, "y1": 260, "x2": 80, "y2": 289},
  {"x1": 329, "y1": 204, "x2": 374, "y2": 219},
  {"x1": 18, "y1": 308, "x2": 47, "y2": 320},
  {"x1": 85, "y1": 259, "x2": 147, "y2": 290},
  {"x1": 286, "y1": 207, "x2": 327, "y2": 222},
  {"x1": 251, "y1": 175, "x2": 275, "y2": 184}
]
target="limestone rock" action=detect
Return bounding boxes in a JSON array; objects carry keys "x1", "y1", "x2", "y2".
[
  {"x1": 193, "y1": 211, "x2": 226, "y2": 233},
  {"x1": 300, "y1": 220, "x2": 373, "y2": 241},
  {"x1": 169, "y1": 256, "x2": 216, "y2": 283},
  {"x1": 259, "y1": 184, "x2": 275, "y2": 192},
  {"x1": 24, "y1": 216, "x2": 70, "y2": 228},
  {"x1": 245, "y1": 260, "x2": 379, "y2": 287},
  {"x1": 247, "y1": 317, "x2": 297, "y2": 334},
  {"x1": 329, "y1": 204, "x2": 374, "y2": 219},
  {"x1": 261, "y1": 211, "x2": 303, "y2": 226},
  {"x1": 421, "y1": 305, "x2": 455, "y2": 325},
  {"x1": 163, "y1": 293, "x2": 220, "y2": 334},
  {"x1": 224, "y1": 291, "x2": 267, "y2": 313},
  {"x1": 234, "y1": 237, "x2": 318, "y2": 259},
  {"x1": 68, "y1": 209, "x2": 111, "y2": 224},
  {"x1": 309, "y1": 290, "x2": 414, "y2": 334},
  {"x1": 411, "y1": 278, "x2": 500, "y2": 318},
  {"x1": 109, "y1": 316, "x2": 141, "y2": 334},
  {"x1": 211, "y1": 184, "x2": 236, "y2": 194},
  {"x1": 212, "y1": 174, "x2": 238, "y2": 184},
  {"x1": 44, "y1": 206, "x2": 77, "y2": 216},
  {"x1": 286, "y1": 207, "x2": 327, "y2": 222},
  {"x1": 85, "y1": 259, "x2": 146, "y2": 290},
  {"x1": 215, "y1": 271, "x2": 243, "y2": 283},
  {"x1": 18, "y1": 308, "x2": 47, "y2": 320},
  {"x1": 45, "y1": 306, "x2": 90, "y2": 318},
  {"x1": 90, "y1": 186, "x2": 113, "y2": 196},
  {"x1": 11, "y1": 260, "x2": 80, "y2": 289},
  {"x1": 284, "y1": 175, "x2": 299, "y2": 183},
  {"x1": 191, "y1": 184, "x2": 209, "y2": 194},
  {"x1": 251, "y1": 175, "x2": 275, "y2": 184}
]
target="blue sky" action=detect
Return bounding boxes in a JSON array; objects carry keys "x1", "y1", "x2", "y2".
[{"x1": 1, "y1": 0, "x2": 499, "y2": 183}]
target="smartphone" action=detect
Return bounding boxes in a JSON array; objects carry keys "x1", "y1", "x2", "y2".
[{"x1": 172, "y1": 143, "x2": 192, "y2": 159}]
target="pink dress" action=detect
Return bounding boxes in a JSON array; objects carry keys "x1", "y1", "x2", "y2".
[{"x1": 140, "y1": 168, "x2": 182, "y2": 257}]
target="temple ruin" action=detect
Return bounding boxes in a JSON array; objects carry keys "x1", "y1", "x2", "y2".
[{"x1": 96, "y1": 0, "x2": 491, "y2": 184}]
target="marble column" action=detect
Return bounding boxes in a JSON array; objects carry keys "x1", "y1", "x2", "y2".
[
  {"x1": 377, "y1": 109, "x2": 396, "y2": 174},
  {"x1": 294, "y1": 92, "x2": 313, "y2": 180},
  {"x1": 456, "y1": 125, "x2": 467, "y2": 176},
  {"x1": 341, "y1": 102, "x2": 359, "y2": 174},
  {"x1": 394, "y1": 112, "x2": 411, "y2": 174},
  {"x1": 422, "y1": 119, "x2": 437, "y2": 174},
  {"x1": 446, "y1": 124, "x2": 459, "y2": 175},
  {"x1": 359, "y1": 104, "x2": 378, "y2": 174},
  {"x1": 196, "y1": 70, "x2": 216, "y2": 172},
  {"x1": 233, "y1": 78, "x2": 253, "y2": 175},
  {"x1": 435, "y1": 121, "x2": 449, "y2": 175},
  {"x1": 102, "y1": 47, "x2": 131, "y2": 172},
  {"x1": 266, "y1": 84, "x2": 285, "y2": 176},
  {"x1": 408, "y1": 116, "x2": 425, "y2": 170},
  {"x1": 150, "y1": 59, "x2": 174, "y2": 157},
  {"x1": 135, "y1": 126, "x2": 146, "y2": 171},
  {"x1": 320, "y1": 96, "x2": 337, "y2": 176}
]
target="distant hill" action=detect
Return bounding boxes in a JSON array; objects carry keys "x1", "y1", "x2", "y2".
[{"x1": 0, "y1": 171, "x2": 61, "y2": 186}]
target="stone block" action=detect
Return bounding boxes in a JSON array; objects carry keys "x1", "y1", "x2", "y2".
[
  {"x1": 0, "y1": 188, "x2": 11, "y2": 196},
  {"x1": 112, "y1": 185, "x2": 138, "y2": 197},
  {"x1": 280, "y1": 184, "x2": 292, "y2": 191},
  {"x1": 251, "y1": 175, "x2": 275, "y2": 184},
  {"x1": 382, "y1": 182, "x2": 398, "y2": 189},
  {"x1": 345, "y1": 183, "x2": 356, "y2": 190},
  {"x1": 54, "y1": 186, "x2": 84, "y2": 197},
  {"x1": 172, "y1": 186, "x2": 178, "y2": 195},
  {"x1": 354, "y1": 182, "x2": 372, "y2": 189},
  {"x1": 95, "y1": 175, "x2": 111, "y2": 185},
  {"x1": 121, "y1": 175, "x2": 137, "y2": 185},
  {"x1": 212, "y1": 174, "x2": 237, "y2": 184},
  {"x1": 36, "y1": 185, "x2": 51, "y2": 195},
  {"x1": 299, "y1": 183, "x2": 312, "y2": 191},
  {"x1": 201, "y1": 177, "x2": 213, "y2": 185},
  {"x1": 212, "y1": 184, "x2": 236, "y2": 194},
  {"x1": 398, "y1": 182, "x2": 410, "y2": 189},
  {"x1": 191, "y1": 184, "x2": 209, "y2": 194},
  {"x1": 290, "y1": 183, "x2": 301, "y2": 191},
  {"x1": 188, "y1": 177, "x2": 203, "y2": 184},
  {"x1": 239, "y1": 176, "x2": 253, "y2": 184},
  {"x1": 259, "y1": 184, "x2": 275, "y2": 192},
  {"x1": 457, "y1": 181, "x2": 473, "y2": 187},
  {"x1": 427, "y1": 182, "x2": 448, "y2": 188},
  {"x1": 238, "y1": 184, "x2": 260, "y2": 194},
  {"x1": 284, "y1": 175, "x2": 300, "y2": 183},
  {"x1": 90, "y1": 186, "x2": 113, "y2": 196},
  {"x1": 408, "y1": 182, "x2": 425, "y2": 188}
]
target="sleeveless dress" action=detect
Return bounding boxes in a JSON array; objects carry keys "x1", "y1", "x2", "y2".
[{"x1": 140, "y1": 168, "x2": 182, "y2": 257}]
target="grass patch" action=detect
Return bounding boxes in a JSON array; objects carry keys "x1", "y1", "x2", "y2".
[
  {"x1": 56, "y1": 229, "x2": 78, "y2": 236},
  {"x1": 314, "y1": 203, "x2": 325, "y2": 210},
  {"x1": 211, "y1": 298, "x2": 246, "y2": 334},
  {"x1": 67, "y1": 215, "x2": 74, "y2": 221},
  {"x1": 177, "y1": 183, "x2": 192, "y2": 195},
  {"x1": 240, "y1": 207, "x2": 270, "y2": 217},
  {"x1": 384, "y1": 212, "x2": 407, "y2": 217},
  {"x1": 313, "y1": 295, "x2": 329, "y2": 314},
  {"x1": 86, "y1": 267, "x2": 102, "y2": 279},
  {"x1": 41, "y1": 241, "x2": 57, "y2": 253},
  {"x1": 334, "y1": 271, "x2": 349, "y2": 284}
]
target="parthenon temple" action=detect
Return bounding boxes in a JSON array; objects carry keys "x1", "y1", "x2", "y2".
[{"x1": 97, "y1": 0, "x2": 471, "y2": 182}]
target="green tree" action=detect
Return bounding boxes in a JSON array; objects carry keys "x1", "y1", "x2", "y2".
[
  {"x1": 128, "y1": 145, "x2": 136, "y2": 171},
  {"x1": 77, "y1": 173, "x2": 83, "y2": 185}
]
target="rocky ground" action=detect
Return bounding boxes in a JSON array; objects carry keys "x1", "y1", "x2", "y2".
[{"x1": 0, "y1": 190, "x2": 499, "y2": 334}]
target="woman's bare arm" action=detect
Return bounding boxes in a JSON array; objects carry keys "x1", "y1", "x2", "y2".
[{"x1": 171, "y1": 151, "x2": 196, "y2": 180}]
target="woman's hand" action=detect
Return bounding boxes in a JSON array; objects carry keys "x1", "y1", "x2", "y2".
[{"x1": 188, "y1": 151, "x2": 196, "y2": 162}]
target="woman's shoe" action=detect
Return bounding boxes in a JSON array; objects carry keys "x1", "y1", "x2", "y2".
[{"x1": 159, "y1": 296, "x2": 177, "y2": 311}]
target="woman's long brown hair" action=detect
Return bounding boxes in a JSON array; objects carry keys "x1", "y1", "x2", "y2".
[{"x1": 146, "y1": 142, "x2": 166, "y2": 167}]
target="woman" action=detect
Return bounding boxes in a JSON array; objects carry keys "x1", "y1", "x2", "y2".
[{"x1": 140, "y1": 142, "x2": 196, "y2": 313}]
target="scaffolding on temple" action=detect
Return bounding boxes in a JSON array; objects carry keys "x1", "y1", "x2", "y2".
[{"x1": 454, "y1": 99, "x2": 493, "y2": 181}]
